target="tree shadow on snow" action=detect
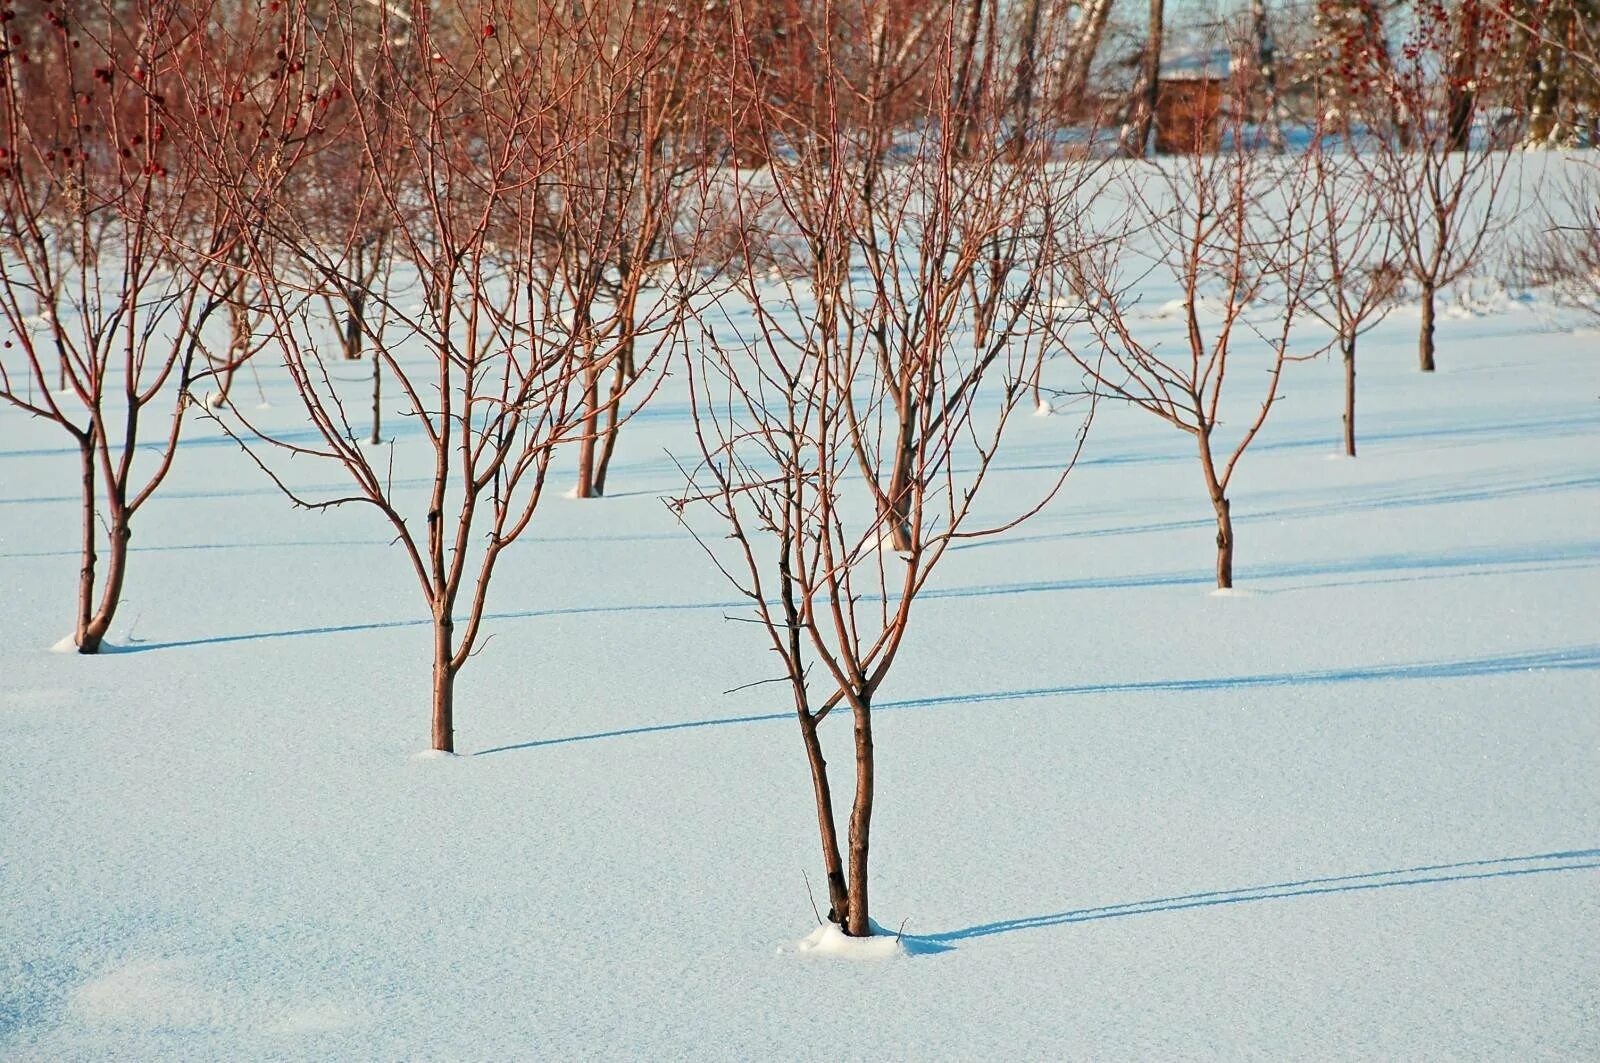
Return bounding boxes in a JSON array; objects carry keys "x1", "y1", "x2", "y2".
[
  {"x1": 952, "y1": 476, "x2": 1600, "y2": 552},
  {"x1": 114, "y1": 540, "x2": 1600, "y2": 655},
  {"x1": 908, "y1": 848, "x2": 1600, "y2": 949},
  {"x1": 473, "y1": 644, "x2": 1600, "y2": 756},
  {"x1": 979, "y1": 410, "x2": 1600, "y2": 482}
]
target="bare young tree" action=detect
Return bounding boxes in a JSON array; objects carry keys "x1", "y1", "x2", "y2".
[
  {"x1": 202, "y1": 0, "x2": 697, "y2": 752},
  {"x1": 1351, "y1": 2, "x2": 1518, "y2": 372},
  {"x1": 1305, "y1": 142, "x2": 1400, "y2": 457},
  {"x1": 1365, "y1": 136, "x2": 1514, "y2": 374},
  {"x1": 0, "y1": 0, "x2": 306, "y2": 652},
  {"x1": 1516, "y1": 157, "x2": 1600, "y2": 324},
  {"x1": 672, "y1": 5, "x2": 1091, "y2": 937},
  {"x1": 1060, "y1": 127, "x2": 1328, "y2": 588},
  {"x1": 558, "y1": 0, "x2": 714, "y2": 499}
]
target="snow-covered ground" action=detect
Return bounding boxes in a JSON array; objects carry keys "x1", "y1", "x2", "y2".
[{"x1": 2, "y1": 263, "x2": 1598, "y2": 1055}]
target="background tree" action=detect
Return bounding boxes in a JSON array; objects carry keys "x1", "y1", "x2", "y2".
[
  {"x1": 0, "y1": 0, "x2": 311, "y2": 652},
  {"x1": 1131, "y1": 0, "x2": 1165, "y2": 156},
  {"x1": 1305, "y1": 139, "x2": 1400, "y2": 457},
  {"x1": 1351, "y1": 5, "x2": 1518, "y2": 373},
  {"x1": 204, "y1": 0, "x2": 700, "y2": 752},
  {"x1": 1515, "y1": 156, "x2": 1600, "y2": 323},
  {"x1": 558, "y1": 0, "x2": 716, "y2": 499},
  {"x1": 1060, "y1": 112, "x2": 1328, "y2": 588}
]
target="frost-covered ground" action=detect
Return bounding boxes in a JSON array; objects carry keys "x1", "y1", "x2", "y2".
[{"x1": 3, "y1": 265, "x2": 1599, "y2": 1056}]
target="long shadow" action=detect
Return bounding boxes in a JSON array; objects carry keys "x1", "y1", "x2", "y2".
[
  {"x1": 927, "y1": 540, "x2": 1600, "y2": 601},
  {"x1": 915, "y1": 848, "x2": 1600, "y2": 945},
  {"x1": 978, "y1": 409, "x2": 1600, "y2": 480},
  {"x1": 954, "y1": 473, "x2": 1600, "y2": 552},
  {"x1": 118, "y1": 597, "x2": 751, "y2": 653},
  {"x1": 472, "y1": 644, "x2": 1600, "y2": 756},
  {"x1": 0, "y1": 528, "x2": 683, "y2": 559},
  {"x1": 0, "y1": 538, "x2": 389, "y2": 560},
  {"x1": 119, "y1": 541, "x2": 1600, "y2": 654},
  {"x1": 0, "y1": 474, "x2": 433, "y2": 508}
]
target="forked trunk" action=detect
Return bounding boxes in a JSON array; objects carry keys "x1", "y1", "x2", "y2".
[
  {"x1": 798, "y1": 710, "x2": 850, "y2": 924},
  {"x1": 590, "y1": 331, "x2": 635, "y2": 498},
  {"x1": 432, "y1": 615, "x2": 456, "y2": 752},
  {"x1": 81, "y1": 510, "x2": 130, "y2": 655},
  {"x1": 217, "y1": 299, "x2": 251, "y2": 403},
  {"x1": 1419, "y1": 281, "x2": 1437, "y2": 372},
  {"x1": 1342, "y1": 336, "x2": 1357, "y2": 457},
  {"x1": 844, "y1": 697, "x2": 875, "y2": 936}
]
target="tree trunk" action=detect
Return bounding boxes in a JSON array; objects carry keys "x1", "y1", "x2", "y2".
[
  {"x1": 1061, "y1": 0, "x2": 1114, "y2": 116},
  {"x1": 1444, "y1": 1, "x2": 1480, "y2": 154},
  {"x1": 370, "y1": 345, "x2": 382, "y2": 445},
  {"x1": 844, "y1": 696, "x2": 875, "y2": 936},
  {"x1": 1132, "y1": 0, "x2": 1164, "y2": 156},
  {"x1": 432, "y1": 614, "x2": 456, "y2": 752},
  {"x1": 1419, "y1": 280, "x2": 1437, "y2": 372},
  {"x1": 81, "y1": 510, "x2": 130, "y2": 654},
  {"x1": 342, "y1": 288, "x2": 366, "y2": 360},
  {"x1": 1213, "y1": 494, "x2": 1234, "y2": 589},
  {"x1": 1196, "y1": 431, "x2": 1232, "y2": 589},
  {"x1": 219, "y1": 298, "x2": 250, "y2": 403},
  {"x1": 591, "y1": 378, "x2": 623, "y2": 498},
  {"x1": 75, "y1": 440, "x2": 98, "y2": 652},
  {"x1": 1342, "y1": 335, "x2": 1357, "y2": 457},
  {"x1": 574, "y1": 358, "x2": 600, "y2": 499},
  {"x1": 1526, "y1": 5, "x2": 1568, "y2": 147},
  {"x1": 798, "y1": 710, "x2": 850, "y2": 925},
  {"x1": 591, "y1": 319, "x2": 638, "y2": 497},
  {"x1": 1008, "y1": 0, "x2": 1043, "y2": 158},
  {"x1": 950, "y1": 0, "x2": 986, "y2": 154}
]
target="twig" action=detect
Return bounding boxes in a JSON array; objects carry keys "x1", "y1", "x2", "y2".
[{"x1": 802, "y1": 869, "x2": 823, "y2": 926}]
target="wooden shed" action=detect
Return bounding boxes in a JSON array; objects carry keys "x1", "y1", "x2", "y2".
[{"x1": 1155, "y1": 47, "x2": 1231, "y2": 155}]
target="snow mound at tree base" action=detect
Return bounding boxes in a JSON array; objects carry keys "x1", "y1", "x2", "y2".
[
  {"x1": 49, "y1": 634, "x2": 123, "y2": 654},
  {"x1": 792, "y1": 920, "x2": 906, "y2": 959}
]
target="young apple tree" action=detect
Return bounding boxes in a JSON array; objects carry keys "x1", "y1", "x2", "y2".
[
  {"x1": 1305, "y1": 141, "x2": 1400, "y2": 458},
  {"x1": 203, "y1": 0, "x2": 698, "y2": 752},
  {"x1": 1354, "y1": 2, "x2": 1517, "y2": 372},
  {"x1": 553, "y1": 0, "x2": 716, "y2": 499},
  {"x1": 1060, "y1": 121, "x2": 1329, "y2": 588},
  {"x1": 0, "y1": 0, "x2": 311, "y2": 652},
  {"x1": 672, "y1": 6, "x2": 1092, "y2": 937},
  {"x1": 1516, "y1": 158, "x2": 1600, "y2": 325}
]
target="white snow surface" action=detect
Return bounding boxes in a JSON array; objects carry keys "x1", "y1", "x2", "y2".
[{"x1": 3, "y1": 224, "x2": 1600, "y2": 1056}]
